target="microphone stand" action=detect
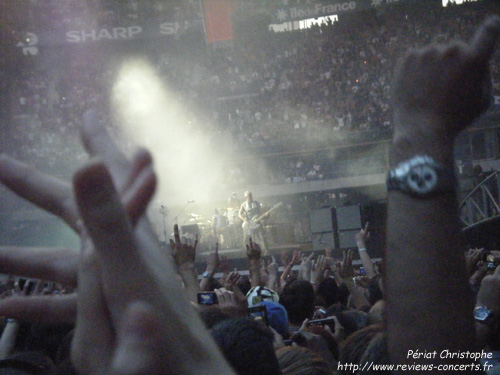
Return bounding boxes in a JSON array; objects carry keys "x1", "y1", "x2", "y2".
[{"x1": 160, "y1": 205, "x2": 168, "y2": 243}]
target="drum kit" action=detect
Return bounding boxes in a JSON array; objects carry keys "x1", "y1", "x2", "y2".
[{"x1": 182, "y1": 208, "x2": 242, "y2": 250}]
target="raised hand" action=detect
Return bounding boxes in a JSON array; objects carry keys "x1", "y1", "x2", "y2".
[
  {"x1": 355, "y1": 222, "x2": 370, "y2": 249},
  {"x1": 72, "y1": 142, "x2": 232, "y2": 374},
  {"x1": 386, "y1": 18, "x2": 500, "y2": 368},
  {"x1": 225, "y1": 271, "x2": 241, "y2": 289},
  {"x1": 0, "y1": 110, "x2": 156, "y2": 324},
  {"x1": 392, "y1": 16, "x2": 500, "y2": 138},
  {"x1": 223, "y1": 272, "x2": 248, "y2": 313},
  {"x1": 0, "y1": 110, "x2": 235, "y2": 375},
  {"x1": 290, "y1": 250, "x2": 302, "y2": 266},
  {"x1": 339, "y1": 249, "x2": 354, "y2": 279},
  {"x1": 170, "y1": 224, "x2": 198, "y2": 270},
  {"x1": 246, "y1": 238, "x2": 262, "y2": 263},
  {"x1": 214, "y1": 287, "x2": 244, "y2": 317},
  {"x1": 299, "y1": 252, "x2": 314, "y2": 281},
  {"x1": 310, "y1": 255, "x2": 326, "y2": 285}
]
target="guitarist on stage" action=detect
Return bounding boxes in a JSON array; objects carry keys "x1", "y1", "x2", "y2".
[{"x1": 238, "y1": 191, "x2": 270, "y2": 255}]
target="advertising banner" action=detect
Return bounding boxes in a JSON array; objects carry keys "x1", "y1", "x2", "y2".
[{"x1": 203, "y1": 0, "x2": 239, "y2": 43}]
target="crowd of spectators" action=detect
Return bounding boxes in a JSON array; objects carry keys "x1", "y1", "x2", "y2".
[
  {"x1": 0, "y1": 13, "x2": 500, "y2": 375},
  {"x1": 202, "y1": 0, "x2": 500, "y2": 151},
  {"x1": 2, "y1": 0, "x2": 500, "y2": 189}
]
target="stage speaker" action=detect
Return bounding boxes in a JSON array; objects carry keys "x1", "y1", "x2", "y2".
[
  {"x1": 312, "y1": 232, "x2": 337, "y2": 251},
  {"x1": 338, "y1": 229, "x2": 360, "y2": 249},
  {"x1": 336, "y1": 205, "x2": 361, "y2": 231},
  {"x1": 309, "y1": 208, "x2": 335, "y2": 234}
]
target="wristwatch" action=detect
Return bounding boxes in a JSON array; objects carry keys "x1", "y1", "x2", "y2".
[
  {"x1": 474, "y1": 306, "x2": 499, "y2": 328},
  {"x1": 202, "y1": 271, "x2": 211, "y2": 278},
  {"x1": 386, "y1": 155, "x2": 455, "y2": 197}
]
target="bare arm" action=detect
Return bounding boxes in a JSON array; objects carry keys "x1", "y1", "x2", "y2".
[
  {"x1": 247, "y1": 239, "x2": 262, "y2": 288},
  {"x1": 199, "y1": 245, "x2": 220, "y2": 292},
  {"x1": 267, "y1": 256, "x2": 279, "y2": 290},
  {"x1": 280, "y1": 250, "x2": 300, "y2": 288},
  {"x1": 0, "y1": 110, "x2": 236, "y2": 375},
  {"x1": 386, "y1": 17, "x2": 500, "y2": 368},
  {"x1": 355, "y1": 222, "x2": 376, "y2": 278},
  {"x1": 170, "y1": 225, "x2": 199, "y2": 303}
]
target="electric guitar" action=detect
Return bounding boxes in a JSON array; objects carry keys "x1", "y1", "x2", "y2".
[{"x1": 242, "y1": 202, "x2": 283, "y2": 236}]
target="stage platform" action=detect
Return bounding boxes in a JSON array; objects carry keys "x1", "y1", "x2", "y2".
[{"x1": 194, "y1": 242, "x2": 312, "y2": 274}]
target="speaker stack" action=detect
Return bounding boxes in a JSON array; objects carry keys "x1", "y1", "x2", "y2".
[
  {"x1": 309, "y1": 204, "x2": 363, "y2": 254},
  {"x1": 336, "y1": 205, "x2": 362, "y2": 249},
  {"x1": 310, "y1": 207, "x2": 337, "y2": 252}
]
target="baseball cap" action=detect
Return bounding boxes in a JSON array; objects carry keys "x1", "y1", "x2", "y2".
[{"x1": 257, "y1": 300, "x2": 289, "y2": 338}]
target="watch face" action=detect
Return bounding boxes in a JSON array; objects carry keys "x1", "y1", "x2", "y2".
[
  {"x1": 475, "y1": 307, "x2": 491, "y2": 321},
  {"x1": 406, "y1": 165, "x2": 438, "y2": 194}
]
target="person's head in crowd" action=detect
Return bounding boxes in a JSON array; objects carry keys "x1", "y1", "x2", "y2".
[
  {"x1": 337, "y1": 283, "x2": 350, "y2": 306},
  {"x1": 280, "y1": 280, "x2": 315, "y2": 327},
  {"x1": 210, "y1": 317, "x2": 281, "y2": 375},
  {"x1": 257, "y1": 300, "x2": 289, "y2": 339},
  {"x1": 247, "y1": 286, "x2": 280, "y2": 307},
  {"x1": 0, "y1": 351, "x2": 56, "y2": 375},
  {"x1": 199, "y1": 307, "x2": 231, "y2": 329},
  {"x1": 283, "y1": 274, "x2": 298, "y2": 286},
  {"x1": 276, "y1": 346, "x2": 331, "y2": 375},
  {"x1": 338, "y1": 324, "x2": 389, "y2": 375},
  {"x1": 316, "y1": 277, "x2": 340, "y2": 308}
]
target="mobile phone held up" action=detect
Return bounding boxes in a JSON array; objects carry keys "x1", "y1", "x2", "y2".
[
  {"x1": 197, "y1": 292, "x2": 218, "y2": 305},
  {"x1": 306, "y1": 317, "x2": 335, "y2": 328},
  {"x1": 247, "y1": 305, "x2": 268, "y2": 325}
]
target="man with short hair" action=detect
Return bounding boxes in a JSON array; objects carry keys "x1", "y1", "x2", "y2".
[{"x1": 238, "y1": 191, "x2": 269, "y2": 255}]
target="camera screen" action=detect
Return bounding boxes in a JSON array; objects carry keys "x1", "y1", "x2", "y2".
[
  {"x1": 247, "y1": 306, "x2": 268, "y2": 325},
  {"x1": 197, "y1": 292, "x2": 217, "y2": 305}
]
